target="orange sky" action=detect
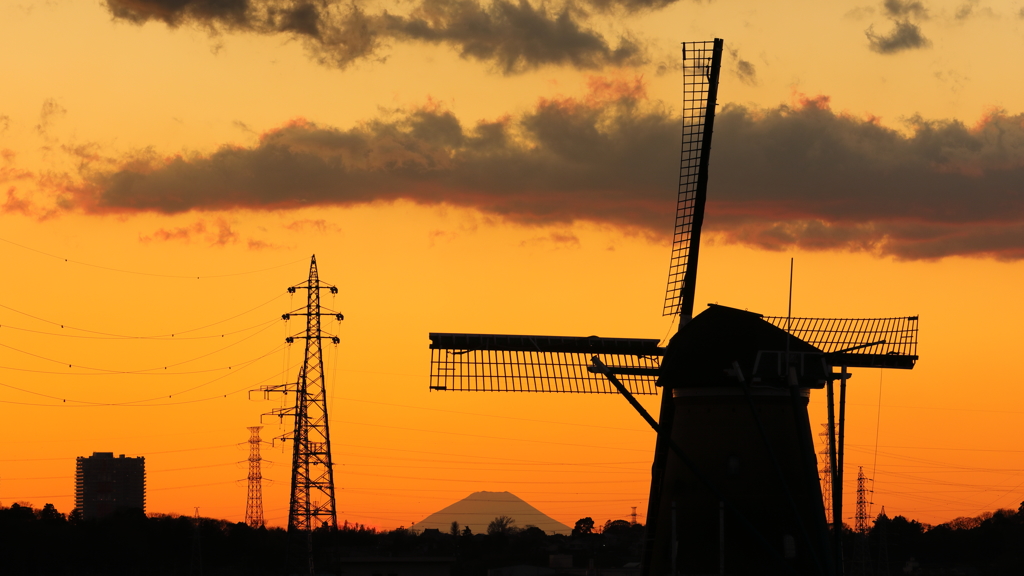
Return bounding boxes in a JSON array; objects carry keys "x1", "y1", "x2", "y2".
[{"x1": 1, "y1": 0, "x2": 1024, "y2": 531}]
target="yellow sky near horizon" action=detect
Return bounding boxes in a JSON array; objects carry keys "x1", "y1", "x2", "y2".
[{"x1": 2, "y1": 0, "x2": 1024, "y2": 531}]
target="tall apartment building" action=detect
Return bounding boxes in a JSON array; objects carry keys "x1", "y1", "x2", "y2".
[{"x1": 75, "y1": 452, "x2": 146, "y2": 520}]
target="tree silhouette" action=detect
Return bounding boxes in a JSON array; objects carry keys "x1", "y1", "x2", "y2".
[
  {"x1": 602, "y1": 519, "x2": 632, "y2": 535},
  {"x1": 487, "y1": 515, "x2": 516, "y2": 536},
  {"x1": 573, "y1": 517, "x2": 595, "y2": 536}
]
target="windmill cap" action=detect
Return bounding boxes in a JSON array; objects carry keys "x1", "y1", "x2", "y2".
[{"x1": 659, "y1": 304, "x2": 828, "y2": 389}]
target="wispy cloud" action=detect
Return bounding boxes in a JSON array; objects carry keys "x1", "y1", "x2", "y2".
[
  {"x1": 728, "y1": 49, "x2": 757, "y2": 86},
  {"x1": 285, "y1": 218, "x2": 336, "y2": 233},
  {"x1": 35, "y1": 99, "x2": 66, "y2": 138},
  {"x1": 139, "y1": 218, "x2": 242, "y2": 246},
  {"x1": 139, "y1": 221, "x2": 207, "y2": 243}
]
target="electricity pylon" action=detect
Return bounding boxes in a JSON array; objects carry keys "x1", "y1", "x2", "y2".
[
  {"x1": 819, "y1": 423, "x2": 833, "y2": 521},
  {"x1": 855, "y1": 466, "x2": 871, "y2": 533},
  {"x1": 245, "y1": 426, "x2": 265, "y2": 528},
  {"x1": 260, "y1": 255, "x2": 342, "y2": 531}
]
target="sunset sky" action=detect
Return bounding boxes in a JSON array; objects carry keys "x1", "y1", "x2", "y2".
[{"x1": 2, "y1": 0, "x2": 1024, "y2": 531}]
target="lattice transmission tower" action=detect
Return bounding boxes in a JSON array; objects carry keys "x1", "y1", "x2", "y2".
[
  {"x1": 260, "y1": 255, "x2": 343, "y2": 531},
  {"x1": 245, "y1": 426, "x2": 265, "y2": 528},
  {"x1": 818, "y1": 423, "x2": 833, "y2": 521},
  {"x1": 855, "y1": 466, "x2": 872, "y2": 533}
]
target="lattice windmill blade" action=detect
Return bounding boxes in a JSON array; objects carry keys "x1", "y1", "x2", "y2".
[
  {"x1": 429, "y1": 333, "x2": 664, "y2": 394},
  {"x1": 762, "y1": 314, "x2": 919, "y2": 369},
  {"x1": 664, "y1": 39, "x2": 724, "y2": 321}
]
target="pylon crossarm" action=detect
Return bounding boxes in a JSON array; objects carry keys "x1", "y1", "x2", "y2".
[{"x1": 281, "y1": 309, "x2": 344, "y2": 320}]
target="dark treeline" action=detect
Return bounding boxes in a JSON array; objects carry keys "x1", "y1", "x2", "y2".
[
  {"x1": 2, "y1": 502, "x2": 1024, "y2": 575},
  {"x1": 0, "y1": 505, "x2": 641, "y2": 576},
  {"x1": 848, "y1": 504, "x2": 1024, "y2": 575}
]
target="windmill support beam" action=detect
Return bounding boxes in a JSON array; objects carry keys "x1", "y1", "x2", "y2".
[
  {"x1": 826, "y1": 378, "x2": 843, "y2": 576},
  {"x1": 836, "y1": 370, "x2": 849, "y2": 570}
]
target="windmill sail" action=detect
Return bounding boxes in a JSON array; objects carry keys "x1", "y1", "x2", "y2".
[
  {"x1": 429, "y1": 333, "x2": 663, "y2": 394},
  {"x1": 763, "y1": 315, "x2": 919, "y2": 369},
  {"x1": 664, "y1": 39, "x2": 724, "y2": 320}
]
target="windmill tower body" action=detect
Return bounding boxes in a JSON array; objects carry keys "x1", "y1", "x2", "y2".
[{"x1": 647, "y1": 306, "x2": 831, "y2": 575}]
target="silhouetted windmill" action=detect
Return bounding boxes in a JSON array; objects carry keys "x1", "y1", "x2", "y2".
[{"x1": 427, "y1": 39, "x2": 918, "y2": 576}]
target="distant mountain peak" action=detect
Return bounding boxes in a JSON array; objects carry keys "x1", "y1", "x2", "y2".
[{"x1": 414, "y1": 491, "x2": 571, "y2": 535}]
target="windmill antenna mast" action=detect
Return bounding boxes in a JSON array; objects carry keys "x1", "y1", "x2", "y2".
[
  {"x1": 259, "y1": 255, "x2": 343, "y2": 531},
  {"x1": 245, "y1": 426, "x2": 265, "y2": 528}
]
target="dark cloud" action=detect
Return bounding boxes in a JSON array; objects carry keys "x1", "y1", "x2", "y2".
[
  {"x1": 882, "y1": 0, "x2": 928, "y2": 19},
  {"x1": 866, "y1": 19, "x2": 930, "y2": 53},
  {"x1": 104, "y1": 0, "x2": 644, "y2": 73},
  {"x1": 580, "y1": 0, "x2": 678, "y2": 13},
  {"x1": 73, "y1": 76, "x2": 675, "y2": 228},
  {"x1": 383, "y1": 0, "x2": 643, "y2": 73},
  {"x1": 707, "y1": 97, "x2": 1024, "y2": 260},
  {"x1": 65, "y1": 80, "x2": 1024, "y2": 261},
  {"x1": 864, "y1": 0, "x2": 930, "y2": 54},
  {"x1": 728, "y1": 49, "x2": 757, "y2": 86}
]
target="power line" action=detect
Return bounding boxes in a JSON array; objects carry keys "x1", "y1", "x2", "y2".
[
  {"x1": 0, "y1": 442, "x2": 240, "y2": 462},
  {"x1": 331, "y1": 396, "x2": 650, "y2": 434},
  {"x1": 4, "y1": 461, "x2": 241, "y2": 480},
  {"x1": 331, "y1": 441, "x2": 647, "y2": 468},
  {"x1": 340, "y1": 470, "x2": 648, "y2": 484},
  {"x1": 0, "y1": 235, "x2": 307, "y2": 279},
  {"x1": 0, "y1": 354, "x2": 296, "y2": 407},
  {"x1": 0, "y1": 321, "x2": 280, "y2": 374},
  {"x1": 0, "y1": 317, "x2": 278, "y2": 341},
  {"x1": 342, "y1": 489, "x2": 649, "y2": 504},
  {"x1": 333, "y1": 420, "x2": 650, "y2": 453},
  {"x1": 848, "y1": 443, "x2": 1024, "y2": 453},
  {"x1": 0, "y1": 292, "x2": 284, "y2": 339},
  {"x1": 337, "y1": 461, "x2": 646, "y2": 475},
  {"x1": 332, "y1": 451, "x2": 646, "y2": 470}
]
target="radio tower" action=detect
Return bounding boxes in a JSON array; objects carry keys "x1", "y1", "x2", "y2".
[
  {"x1": 245, "y1": 426, "x2": 265, "y2": 528},
  {"x1": 261, "y1": 255, "x2": 343, "y2": 531},
  {"x1": 855, "y1": 466, "x2": 871, "y2": 533}
]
